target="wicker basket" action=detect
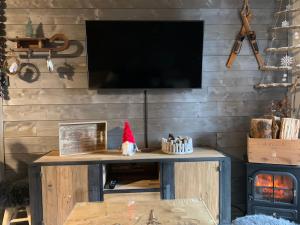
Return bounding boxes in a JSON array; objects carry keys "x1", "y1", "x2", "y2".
[{"x1": 161, "y1": 137, "x2": 193, "y2": 154}]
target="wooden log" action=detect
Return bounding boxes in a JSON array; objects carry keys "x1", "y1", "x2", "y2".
[
  {"x1": 265, "y1": 45, "x2": 300, "y2": 53},
  {"x1": 250, "y1": 118, "x2": 272, "y2": 138},
  {"x1": 254, "y1": 83, "x2": 295, "y2": 89},
  {"x1": 260, "y1": 66, "x2": 293, "y2": 71},
  {"x1": 264, "y1": 116, "x2": 281, "y2": 139},
  {"x1": 272, "y1": 25, "x2": 300, "y2": 31},
  {"x1": 272, "y1": 118, "x2": 281, "y2": 139},
  {"x1": 279, "y1": 118, "x2": 300, "y2": 140}
]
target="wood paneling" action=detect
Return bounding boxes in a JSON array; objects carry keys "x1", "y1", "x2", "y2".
[
  {"x1": 8, "y1": 73, "x2": 88, "y2": 89},
  {"x1": 3, "y1": 0, "x2": 283, "y2": 213},
  {"x1": 4, "y1": 119, "x2": 145, "y2": 137},
  {"x1": 174, "y1": 161, "x2": 220, "y2": 224},
  {"x1": 3, "y1": 89, "x2": 144, "y2": 105},
  {"x1": 5, "y1": 0, "x2": 220, "y2": 9},
  {"x1": 5, "y1": 0, "x2": 275, "y2": 9},
  {"x1": 3, "y1": 104, "x2": 144, "y2": 121},
  {"x1": 0, "y1": 98, "x2": 3, "y2": 181},
  {"x1": 5, "y1": 9, "x2": 273, "y2": 25},
  {"x1": 4, "y1": 137, "x2": 58, "y2": 153},
  {"x1": 148, "y1": 116, "x2": 250, "y2": 133},
  {"x1": 5, "y1": 153, "x2": 41, "y2": 172},
  {"x1": 208, "y1": 86, "x2": 285, "y2": 101},
  {"x1": 41, "y1": 165, "x2": 88, "y2": 225},
  {"x1": 5, "y1": 24, "x2": 279, "y2": 41}
]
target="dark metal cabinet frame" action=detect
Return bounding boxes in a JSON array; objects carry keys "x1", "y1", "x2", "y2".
[{"x1": 29, "y1": 156, "x2": 231, "y2": 225}]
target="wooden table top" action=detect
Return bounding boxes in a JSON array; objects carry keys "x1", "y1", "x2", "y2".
[
  {"x1": 34, "y1": 148, "x2": 226, "y2": 164},
  {"x1": 63, "y1": 199, "x2": 216, "y2": 225}
]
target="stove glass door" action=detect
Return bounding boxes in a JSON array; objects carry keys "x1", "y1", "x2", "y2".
[{"x1": 254, "y1": 173, "x2": 295, "y2": 204}]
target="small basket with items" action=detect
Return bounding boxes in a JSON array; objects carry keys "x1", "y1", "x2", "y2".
[{"x1": 161, "y1": 134, "x2": 193, "y2": 155}]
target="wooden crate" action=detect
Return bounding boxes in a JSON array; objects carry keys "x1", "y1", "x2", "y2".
[
  {"x1": 247, "y1": 136, "x2": 300, "y2": 165},
  {"x1": 59, "y1": 121, "x2": 107, "y2": 156}
]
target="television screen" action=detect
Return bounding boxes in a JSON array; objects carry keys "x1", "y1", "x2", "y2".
[{"x1": 86, "y1": 20, "x2": 204, "y2": 89}]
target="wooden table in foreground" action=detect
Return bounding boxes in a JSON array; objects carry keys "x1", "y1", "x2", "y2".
[{"x1": 64, "y1": 199, "x2": 216, "y2": 225}]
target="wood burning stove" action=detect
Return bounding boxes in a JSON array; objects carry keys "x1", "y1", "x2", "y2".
[{"x1": 247, "y1": 163, "x2": 300, "y2": 222}]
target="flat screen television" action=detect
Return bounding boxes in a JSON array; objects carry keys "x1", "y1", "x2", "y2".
[{"x1": 86, "y1": 20, "x2": 204, "y2": 89}]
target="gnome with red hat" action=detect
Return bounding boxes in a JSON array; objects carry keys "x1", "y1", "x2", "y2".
[{"x1": 122, "y1": 121, "x2": 138, "y2": 156}]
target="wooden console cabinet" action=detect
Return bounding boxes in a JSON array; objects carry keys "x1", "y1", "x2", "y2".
[{"x1": 29, "y1": 148, "x2": 231, "y2": 225}]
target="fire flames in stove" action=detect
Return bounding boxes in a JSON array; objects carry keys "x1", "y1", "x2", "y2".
[{"x1": 254, "y1": 174, "x2": 294, "y2": 203}]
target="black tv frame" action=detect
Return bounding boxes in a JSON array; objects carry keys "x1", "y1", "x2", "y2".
[{"x1": 85, "y1": 20, "x2": 204, "y2": 90}]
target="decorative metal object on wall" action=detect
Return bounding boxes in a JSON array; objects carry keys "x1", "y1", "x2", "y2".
[
  {"x1": 7, "y1": 33, "x2": 69, "y2": 73},
  {"x1": 0, "y1": 0, "x2": 9, "y2": 99}
]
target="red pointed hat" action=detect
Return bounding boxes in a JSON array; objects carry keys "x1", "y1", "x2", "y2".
[{"x1": 122, "y1": 121, "x2": 136, "y2": 143}]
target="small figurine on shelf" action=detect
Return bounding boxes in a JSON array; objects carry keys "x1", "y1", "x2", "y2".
[
  {"x1": 46, "y1": 51, "x2": 54, "y2": 72},
  {"x1": 25, "y1": 17, "x2": 34, "y2": 38},
  {"x1": 121, "y1": 121, "x2": 138, "y2": 156}
]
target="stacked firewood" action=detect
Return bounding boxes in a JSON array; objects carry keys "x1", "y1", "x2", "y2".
[
  {"x1": 250, "y1": 97, "x2": 300, "y2": 140},
  {"x1": 250, "y1": 118, "x2": 300, "y2": 140}
]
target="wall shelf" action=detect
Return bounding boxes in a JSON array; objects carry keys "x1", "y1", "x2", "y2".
[
  {"x1": 272, "y1": 25, "x2": 300, "y2": 31},
  {"x1": 275, "y1": 8, "x2": 300, "y2": 15},
  {"x1": 254, "y1": 83, "x2": 294, "y2": 89},
  {"x1": 7, "y1": 33, "x2": 69, "y2": 53},
  {"x1": 260, "y1": 65, "x2": 293, "y2": 71},
  {"x1": 265, "y1": 45, "x2": 300, "y2": 53}
]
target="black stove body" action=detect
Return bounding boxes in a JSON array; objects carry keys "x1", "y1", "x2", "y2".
[{"x1": 247, "y1": 163, "x2": 300, "y2": 222}]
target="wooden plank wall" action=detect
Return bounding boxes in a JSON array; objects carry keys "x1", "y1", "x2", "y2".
[
  {"x1": 292, "y1": 1, "x2": 300, "y2": 117},
  {"x1": 3, "y1": 0, "x2": 284, "y2": 214}
]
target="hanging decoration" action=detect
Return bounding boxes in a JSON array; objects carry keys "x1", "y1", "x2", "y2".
[
  {"x1": 281, "y1": 55, "x2": 294, "y2": 67},
  {"x1": 255, "y1": 0, "x2": 300, "y2": 93},
  {"x1": 46, "y1": 51, "x2": 54, "y2": 72},
  {"x1": 25, "y1": 17, "x2": 34, "y2": 38},
  {"x1": 0, "y1": 0, "x2": 9, "y2": 99},
  {"x1": 226, "y1": 0, "x2": 265, "y2": 69},
  {"x1": 281, "y1": 20, "x2": 289, "y2": 27},
  {"x1": 3, "y1": 51, "x2": 21, "y2": 76}
]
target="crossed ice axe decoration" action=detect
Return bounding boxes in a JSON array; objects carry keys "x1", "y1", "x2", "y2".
[{"x1": 226, "y1": 0, "x2": 265, "y2": 69}]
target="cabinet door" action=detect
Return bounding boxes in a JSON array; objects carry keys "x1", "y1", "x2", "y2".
[
  {"x1": 41, "y1": 165, "x2": 89, "y2": 225},
  {"x1": 174, "y1": 161, "x2": 220, "y2": 224}
]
